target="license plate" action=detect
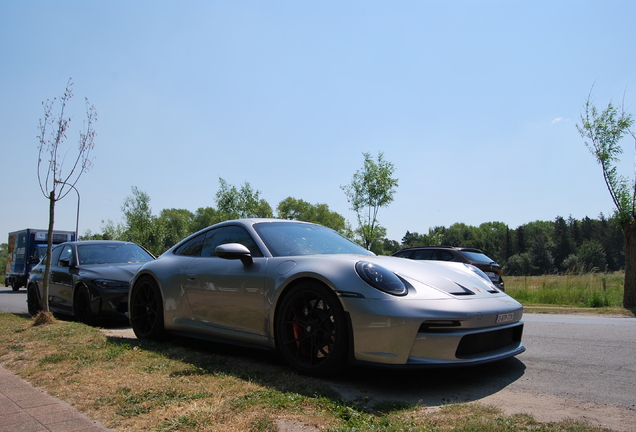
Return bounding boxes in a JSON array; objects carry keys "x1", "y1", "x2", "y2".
[{"x1": 496, "y1": 313, "x2": 514, "y2": 323}]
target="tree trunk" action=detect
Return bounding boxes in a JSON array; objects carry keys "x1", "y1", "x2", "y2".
[
  {"x1": 41, "y1": 190, "x2": 55, "y2": 313},
  {"x1": 621, "y1": 220, "x2": 636, "y2": 309}
]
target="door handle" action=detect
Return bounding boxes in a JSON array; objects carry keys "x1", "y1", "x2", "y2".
[{"x1": 186, "y1": 274, "x2": 196, "y2": 281}]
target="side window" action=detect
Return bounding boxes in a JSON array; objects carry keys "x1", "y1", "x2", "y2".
[
  {"x1": 393, "y1": 251, "x2": 411, "y2": 258},
  {"x1": 201, "y1": 226, "x2": 263, "y2": 258},
  {"x1": 412, "y1": 250, "x2": 434, "y2": 260},
  {"x1": 57, "y1": 245, "x2": 74, "y2": 265},
  {"x1": 174, "y1": 234, "x2": 205, "y2": 257},
  {"x1": 42, "y1": 245, "x2": 64, "y2": 266},
  {"x1": 436, "y1": 250, "x2": 454, "y2": 261}
]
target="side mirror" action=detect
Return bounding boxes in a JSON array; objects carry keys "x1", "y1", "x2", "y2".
[
  {"x1": 59, "y1": 259, "x2": 71, "y2": 268},
  {"x1": 29, "y1": 256, "x2": 40, "y2": 264},
  {"x1": 215, "y1": 243, "x2": 253, "y2": 266}
]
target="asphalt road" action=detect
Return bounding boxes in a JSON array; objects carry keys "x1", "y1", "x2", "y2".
[
  {"x1": 0, "y1": 285, "x2": 28, "y2": 314},
  {"x1": 2, "y1": 286, "x2": 635, "y2": 412}
]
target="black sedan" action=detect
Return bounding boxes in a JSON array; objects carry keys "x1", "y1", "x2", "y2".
[{"x1": 27, "y1": 241, "x2": 154, "y2": 324}]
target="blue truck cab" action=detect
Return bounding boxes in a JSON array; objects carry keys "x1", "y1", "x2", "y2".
[{"x1": 5, "y1": 229, "x2": 76, "y2": 291}]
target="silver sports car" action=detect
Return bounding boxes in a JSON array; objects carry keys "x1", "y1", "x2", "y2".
[{"x1": 129, "y1": 219, "x2": 524, "y2": 375}]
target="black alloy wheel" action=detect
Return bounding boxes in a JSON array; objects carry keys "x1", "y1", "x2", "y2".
[
  {"x1": 130, "y1": 276, "x2": 165, "y2": 340},
  {"x1": 275, "y1": 281, "x2": 348, "y2": 376},
  {"x1": 74, "y1": 285, "x2": 95, "y2": 325},
  {"x1": 27, "y1": 284, "x2": 42, "y2": 317}
]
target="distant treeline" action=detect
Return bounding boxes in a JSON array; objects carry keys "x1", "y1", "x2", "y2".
[
  {"x1": 82, "y1": 186, "x2": 623, "y2": 277},
  {"x1": 388, "y1": 215, "x2": 623, "y2": 276}
]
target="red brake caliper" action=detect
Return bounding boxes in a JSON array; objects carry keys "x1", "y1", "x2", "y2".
[{"x1": 292, "y1": 316, "x2": 302, "y2": 348}]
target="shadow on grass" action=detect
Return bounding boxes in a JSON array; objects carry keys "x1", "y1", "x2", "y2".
[{"x1": 104, "y1": 329, "x2": 526, "y2": 410}]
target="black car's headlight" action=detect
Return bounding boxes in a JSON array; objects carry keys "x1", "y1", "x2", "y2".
[
  {"x1": 92, "y1": 279, "x2": 130, "y2": 290},
  {"x1": 355, "y1": 261, "x2": 408, "y2": 296}
]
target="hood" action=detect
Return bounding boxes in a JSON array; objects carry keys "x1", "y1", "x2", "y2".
[
  {"x1": 79, "y1": 263, "x2": 144, "y2": 283},
  {"x1": 367, "y1": 255, "x2": 503, "y2": 299}
]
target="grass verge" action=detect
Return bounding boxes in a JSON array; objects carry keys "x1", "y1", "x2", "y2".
[
  {"x1": 0, "y1": 313, "x2": 615, "y2": 431},
  {"x1": 505, "y1": 272, "x2": 635, "y2": 316}
]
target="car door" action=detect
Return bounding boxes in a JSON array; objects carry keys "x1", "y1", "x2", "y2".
[
  {"x1": 183, "y1": 225, "x2": 267, "y2": 339},
  {"x1": 49, "y1": 244, "x2": 76, "y2": 312}
]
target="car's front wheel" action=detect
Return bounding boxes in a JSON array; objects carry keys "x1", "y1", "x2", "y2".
[
  {"x1": 74, "y1": 285, "x2": 96, "y2": 326},
  {"x1": 130, "y1": 276, "x2": 166, "y2": 340},
  {"x1": 27, "y1": 284, "x2": 42, "y2": 317},
  {"x1": 275, "y1": 281, "x2": 349, "y2": 376}
]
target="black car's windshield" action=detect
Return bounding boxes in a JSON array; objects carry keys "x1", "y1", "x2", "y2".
[
  {"x1": 254, "y1": 222, "x2": 374, "y2": 257},
  {"x1": 78, "y1": 244, "x2": 154, "y2": 265}
]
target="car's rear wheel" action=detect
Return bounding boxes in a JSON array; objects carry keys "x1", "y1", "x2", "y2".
[
  {"x1": 27, "y1": 284, "x2": 42, "y2": 317},
  {"x1": 275, "y1": 281, "x2": 348, "y2": 376},
  {"x1": 130, "y1": 276, "x2": 166, "y2": 340},
  {"x1": 74, "y1": 285, "x2": 96, "y2": 325}
]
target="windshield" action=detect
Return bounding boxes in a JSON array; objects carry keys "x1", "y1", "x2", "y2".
[
  {"x1": 254, "y1": 222, "x2": 373, "y2": 257},
  {"x1": 78, "y1": 243, "x2": 154, "y2": 265},
  {"x1": 461, "y1": 251, "x2": 497, "y2": 264}
]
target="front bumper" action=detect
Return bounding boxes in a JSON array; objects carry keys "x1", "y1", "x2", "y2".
[
  {"x1": 340, "y1": 296, "x2": 525, "y2": 366},
  {"x1": 90, "y1": 288, "x2": 129, "y2": 319}
]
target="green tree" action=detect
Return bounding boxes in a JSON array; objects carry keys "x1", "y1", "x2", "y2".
[
  {"x1": 277, "y1": 197, "x2": 348, "y2": 234},
  {"x1": 216, "y1": 178, "x2": 273, "y2": 220},
  {"x1": 190, "y1": 207, "x2": 223, "y2": 233},
  {"x1": 529, "y1": 235, "x2": 554, "y2": 275},
  {"x1": 374, "y1": 237, "x2": 400, "y2": 256},
  {"x1": 100, "y1": 219, "x2": 125, "y2": 241},
  {"x1": 577, "y1": 240, "x2": 607, "y2": 272},
  {"x1": 120, "y1": 186, "x2": 165, "y2": 255},
  {"x1": 444, "y1": 223, "x2": 477, "y2": 248},
  {"x1": 0, "y1": 243, "x2": 7, "y2": 285},
  {"x1": 474, "y1": 222, "x2": 508, "y2": 264},
  {"x1": 577, "y1": 91, "x2": 636, "y2": 308},
  {"x1": 342, "y1": 152, "x2": 398, "y2": 249},
  {"x1": 503, "y1": 253, "x2": 532, "y2": 276},
  {"x1": 36, "y1": 79, "x2": 97, "y2": 313},
  {"x1": 552, "y1": 216, "x2": 571, "y2": 271},
  {"x1": 401, "y1": 231, "x2": 428, "y2": 248},
  {"x1": 158, "y1": 208, "x2": 194, "y2": 250}
]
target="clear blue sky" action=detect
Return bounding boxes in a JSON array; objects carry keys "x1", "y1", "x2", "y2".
[{"x1": 1, "y1": 1, "x2": 634, "y2": 243}]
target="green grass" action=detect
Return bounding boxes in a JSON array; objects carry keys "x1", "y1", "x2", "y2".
[
  {"x1": 505, "y1": 272, "x2": 627, "y2": 311},
  {"x1": 0, "y1": 313, "x2": 617, "y2": 431}
]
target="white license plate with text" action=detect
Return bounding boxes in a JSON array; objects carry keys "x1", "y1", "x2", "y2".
[{"x1": 496, "y1": 313, "x2": 514, "y2": 323}]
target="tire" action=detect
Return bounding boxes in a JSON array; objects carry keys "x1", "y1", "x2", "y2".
[
  {"x1": 74, "y1": 285, "x2": 96, "y2": 326},
  {"x1": 275, "y1": 281, "x2": 349, "y2": 376},
  {"x1": 12, "y1": 280, "x2": 21, "y2": 292},
  {"x1": 27, "y1": 284, "x2": 42, "y2": 317},
  {"x1": 130, "y1": 276, "x2": 166, "y2": 340}
]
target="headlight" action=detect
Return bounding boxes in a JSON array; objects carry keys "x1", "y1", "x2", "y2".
[
  {"x1": 92, "y1": 279, "x2": 129, "y2": 290},
  {"x1": 355, "y1": 261, "x2": 408, "y2": 296}
]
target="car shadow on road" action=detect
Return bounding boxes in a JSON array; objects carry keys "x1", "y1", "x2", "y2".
[{"x1": 328, "y1": 358, "x2": 526, "y2": 406}]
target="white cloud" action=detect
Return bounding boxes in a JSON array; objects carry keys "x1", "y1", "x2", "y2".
[{"x1": 551, "y1": 117, "x2": 565, "y2": 124}]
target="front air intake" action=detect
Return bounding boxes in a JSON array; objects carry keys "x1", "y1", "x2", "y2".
[{"x1": 456, "y1": 324, "x2": 523, "y2": 357}]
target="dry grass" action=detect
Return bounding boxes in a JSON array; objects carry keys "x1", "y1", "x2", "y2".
[
  {"x1": 31, "y1": 310, "x2": 56, "y2": 326},
  {"x1": 0, "y1": 313, "x2": 614, "y2": 431}
]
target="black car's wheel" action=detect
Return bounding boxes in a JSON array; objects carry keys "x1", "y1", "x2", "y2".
[
  {"x1": 275, "y1": 281, "x2": 349, "y2": 376},
  {"x1": 74, "y1": 285, "x2": 96, "y2": 326},
  {"x1": 27, "y1": 284, "x2": 42, "y2": 317},
  {"x1": 12, "y1": 280, "x2": 20, "y2": 291},
  {"x1": 130, "y1": 276, "x2": 166, "y2": 340}
]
